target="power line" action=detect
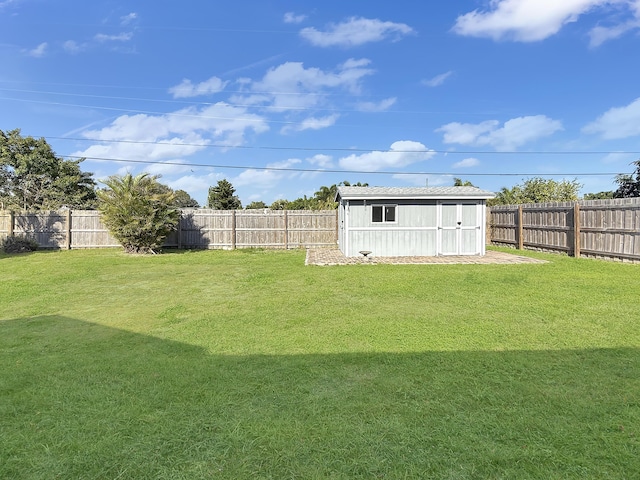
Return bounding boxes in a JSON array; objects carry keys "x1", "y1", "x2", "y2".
[
  {"x1": 0, "y1": 86, "x2": 502, "y2": 116},
  {"x1": 0, "y1": 97, "x2": 282, "y2": 124},
  {"x1": 64, "y1": 155, "x2": 623, "y2": 177},
  {"x1": 48, "y1": 136, "x2": 640, "y2": 155},
  {"x1": 6, "y1": 22, "x2": 298, "y2": 35},
  {"x1": 0, "y1": 88, "x2": 343, "y2": 111},
  {"x1": 0, "y1": 92, "x2": 501, "y2": 119},
  {"x1": 0, "y1": 85, "x2": 351, "y2": 100}
]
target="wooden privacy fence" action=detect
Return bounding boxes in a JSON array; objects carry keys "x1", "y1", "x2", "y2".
[
  {"x1": 0, "y1": 209, "x2": 338, "y2": 250},
  {"x1": 490, "y1": 198, "x2": 640, "y2": 262}
]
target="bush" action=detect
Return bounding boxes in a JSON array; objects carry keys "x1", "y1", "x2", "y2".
[
  {"x1": 2, "y1": 235, "x2": 39, "y2": 253},
  {"x1": 97, "y1": 173, "x2": 179, "y2": 254}
]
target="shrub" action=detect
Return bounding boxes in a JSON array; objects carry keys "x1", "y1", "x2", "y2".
[
  {"x1": 97, "y1": 173, "x2": 179, "y2": 254},
  {"x1": 2, "y1": 235, "x2": 39, "y2": 253}
]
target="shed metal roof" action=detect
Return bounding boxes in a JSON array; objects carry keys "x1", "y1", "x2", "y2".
[{"x1": 335, "y1": 186, "x2": 495, "y2": 201}]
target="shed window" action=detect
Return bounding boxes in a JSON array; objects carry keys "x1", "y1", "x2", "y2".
[{"x1": 372, "y1": 205, "x2": 396, "y2": 223}]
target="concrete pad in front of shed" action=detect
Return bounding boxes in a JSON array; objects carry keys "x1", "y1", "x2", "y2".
[{"x1": 305, "y1": 248, "x2": 548, "y2": 266}]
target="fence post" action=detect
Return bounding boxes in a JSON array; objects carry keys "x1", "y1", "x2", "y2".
[
  {"x1": 65, "y1": 209, "x2": 72, "y2": 250},
  {"x1": 231, "y1": 210, "x2": 236, "y2": 250},
  {"x1": 283, "y1": 210, "x2": 288, "y2": 249},
  {"x1": 486, "y1": 206, "x2": 492, "y2": 247},
  {"x1": 177, "y1": 212, "x2": 183, "y2": 250},
  {"x1": 517, "y1": 205, "x2": 524, "y2": 250},
  {"x1": 9, "y1": 210, "x2": 14, "y2": 237},
  {"x1": 573, "y1": 203, "x2": 581, "y2": 258}
]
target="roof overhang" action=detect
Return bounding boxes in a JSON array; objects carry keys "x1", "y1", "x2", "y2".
[{"x1": 335, "y1": 186, "x2": 495, "y2": 202}]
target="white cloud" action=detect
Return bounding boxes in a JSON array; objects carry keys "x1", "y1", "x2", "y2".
[
  {"x1": 74, "y1": 103, "x2": 269, "y2": 164},
  {"x1": 284, "y1": 12, "x2": 306, "y2": 24},
  {"x1": 589, "y1": 20, "x2": 640, "y2": 47},
  {"x1": 63, "y1": 40, "x2": 85, "y2": 54},
  {"x1": 452, "y1": 158, "x2": 480, "y2": 168},
  {"x1": 94, "y1": 32, "x2": 133, "y2": 42},
  {"x1": 76, "y1": 134, "x2": 207, "y2": 166},
  {"x1": 300, "y1": 17, "x2": 414, "y2": 47},
  {"x1": 356, "y1": 97, "x2": 396, "y2": 112},
  {"x1": 422, "y1": 71, "x2": 453, "y2": 87},
  {"x1": 168, "y1": 77, "x2": 228, "y2": 98},
  {"x1": 582, "y1": 97, "x2": 640, "y2": 139},
  {"x1": 143, "y1": 160, "x2": 193, "y2": 176},
  {"x1": 452, "y1": 0, "x2": 634, "y2": 42},
  {"x1": 120, "y1": 12, "x2": 138, "y2": 26},
  {"x1": 168, "y1": 173, "x2": 220, "y2": 194},
  {"x1": 339, "y1": 141, "x2": 436, "y2": 172},
  {"x1": 307, "y1": 154, "x2": 334, "y2": 168},
  {"x1": 62, "y1": 30, "x2": 133, "y2": 55},
  {"x1": 601, "y1": 152, "x2": 634, "y2": 164},
  {"x1": 27, "y1": 42, "x2": 47, "y2": 57},
  {"x1": 233, "y1": 159, "x2": 302, "y2": 188},
  {"x1": 240, "y1": 59, "x2": 375, "y2": 110},
  {"x1": 437, "y1": 115, "x2": 563, "y2": 151},
  {"x1": 282, "y1": 114, "x2": 340, "y2": 134},
  {"x1": 438, "y1": 120, "x2": 499, "y2": 145}
]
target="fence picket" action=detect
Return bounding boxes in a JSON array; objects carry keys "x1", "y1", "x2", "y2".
[
  {"x1": 489, "y1": 198, "x2": 640, "y2": 262},
  {"x1": 0, "y1": 209, "x2": 338, "y2": 250}
]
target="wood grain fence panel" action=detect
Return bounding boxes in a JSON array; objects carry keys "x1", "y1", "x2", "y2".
[
  {"x1": 488, "y1": 206, "x2": 517, "y2": 245},
  {"x1": 490, "y1": 198, "x2": 640, "y2": 261},
  {"x1": 0, "y1": 211, "x2": 10, "y2": 241},
  {"x1": 69, "y1": 210, "x2": 119, "y2": 248},
  {"x1": 3, "y1": 209, "x2": 338, "y2": 250},
  {"x1": 521, "y1": 205, "x2": 571, "y2": 252},
  {"x1": 14, "y1": 211, "x2": 67, "y2": 248},
  {"x1": 287, "y1": 211, "x2": 337, "y2": 247},
  {"x1": 183, "y1": 210, "x2": 234, "y2": 249},
  {"x1": 579, "y1": 201, "x2": 640, "y2": 259},
  {"x1": 236, "y1": 210, "x2": 286, "y2": 248}
]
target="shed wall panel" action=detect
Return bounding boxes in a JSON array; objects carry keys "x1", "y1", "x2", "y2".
[
  {"x1": 347, "y1": 229, "x2": 437, "y2": 257},
  {"x1": 348, "y1": 200, "x2": 438, "y2": 228}
]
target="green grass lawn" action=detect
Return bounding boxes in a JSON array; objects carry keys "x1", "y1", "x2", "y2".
[{"x1": 1, "y1": 247, "x2": 639, "y2": 479}]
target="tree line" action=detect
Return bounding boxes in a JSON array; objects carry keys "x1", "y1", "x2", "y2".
[{"x1": 0, "y1": 129, "x2": 199, "y2": 211}]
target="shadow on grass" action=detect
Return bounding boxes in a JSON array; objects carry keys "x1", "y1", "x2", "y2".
[{"x1": 1, "y1": 316, "x2": 638, "y2": 479}]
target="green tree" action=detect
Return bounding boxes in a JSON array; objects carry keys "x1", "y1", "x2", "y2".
[
  {"x1": 0, "y1": 128, "x2": 96, "y2": 210},
  {"x1": 287, "y1": 195, "x2": 315, "y2": 210},
  {"x1": 614, "y1": 160, "x2": 640, "y2": 198},
  {"x1": 270, "y1": 199, "x2": 288, "y2": 210},
  {"x1": 246, "y1": 200, "x2": 268, "y2": 209},
  {"x1": 97, "y1": 173, "x2": 179, "y2": 254},
  {"x1": 207, "y1": 179, "x2": 241, "y2": 209},
  {"x1": 489, "y1": 177, "x2": 582, "y2": 206},
  {"x1": 341, "y1": 181, "x2": 369, "y2": 187},
  {"x1": 311, "y1": 181, "x2": 368, "y2": 209},
  {"x1": 172, "y1": 189, "x2": 199, "y2": 208},
  {"x1": 453, "y1": 177, "x2": 475, "y2": 187},
  {"x1": 266, "y1": 181, "x2": 370, "y2": 211},
  {"x1": 583, "y1": 191, "x2": 614, "y2": 200},
  {"x1": 313, "y1": 185, "x2": 337, "y2": 209}
]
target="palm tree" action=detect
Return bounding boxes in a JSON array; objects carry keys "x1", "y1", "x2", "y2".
[{"x1": 97, "y1": 173, "x2": 179, "y2": 254}]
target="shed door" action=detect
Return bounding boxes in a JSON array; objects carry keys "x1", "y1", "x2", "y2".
[{"x1": 439, "y1": 203, "x2": 480, "y2": 255}]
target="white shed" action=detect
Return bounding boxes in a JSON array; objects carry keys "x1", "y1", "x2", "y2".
[{"x1": 335, "y1": 186, "x2": 495, "y2": 257}]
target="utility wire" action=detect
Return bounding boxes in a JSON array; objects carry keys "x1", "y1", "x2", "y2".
[
  {"x1": 0, "y1": 86, "x2": 497, "y2": 116},
  {"x1": 63, "y1": 155, "x2": 623, "y2": 177},
  {"x1": 0, "y1": 95, "x2": 497, "y2": 122},
  {"x1": 48, "y1": 136, "x2": 640, "y2": 155}
]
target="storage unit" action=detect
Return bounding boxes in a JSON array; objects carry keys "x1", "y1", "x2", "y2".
[{"x1": 335, "y1": 186, "x2": 495, "y2": 257}]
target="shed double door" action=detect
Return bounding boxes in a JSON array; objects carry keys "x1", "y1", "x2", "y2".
[{"x1": 439, "y1": 203, "x2": 481, "y2": 255}]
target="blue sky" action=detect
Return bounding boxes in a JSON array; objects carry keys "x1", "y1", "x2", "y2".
[{"x1": 1, "y1": 0, "x2": 640, "y2": 205}]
